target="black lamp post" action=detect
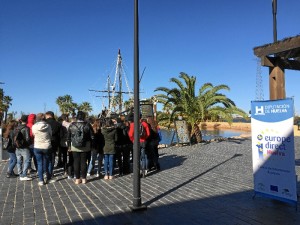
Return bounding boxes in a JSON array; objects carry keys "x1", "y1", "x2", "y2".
[
  {"x1": 129, "y1": 0, "x2": 147, "y2": 211},
  {"x1": 272, "y1": 0, "x2": 277, "y2": 42}
]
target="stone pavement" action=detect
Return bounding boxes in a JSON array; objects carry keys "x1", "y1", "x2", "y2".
[{"x1": 1, "y1": 137, "x2": 300, "y2": 225}]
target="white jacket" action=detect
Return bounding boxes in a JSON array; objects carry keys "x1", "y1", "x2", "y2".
[{"x1": 32, "y1": 121, "x2": 52, "y2": 150}]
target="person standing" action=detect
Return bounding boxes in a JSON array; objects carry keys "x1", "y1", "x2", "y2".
[
  {"x1": 32, "y1": 113, "x2": 52, "y2": 186},
  {"x1": 45, "y1": 111, "x2": 61, "y2": 179},
  {"x1": 87, "y1": 119, "x2": 104, "y2": 177},
  {"x1": 59, "y1": 114, "x2": 70, "y2": 175},
  {"x1": 128, "y1": 115, "x2": 150, "y2": 177},
  {"x1": 3, "y1": 120, "x2": 18, "y2": 178},
  {"x1": 115, "y1": 117, "x2": 131, "y2": 176},
  {"x1": 68, "y1": 111, "x2": 94, "y2": 184},
  {"x1": 27, "y1": 113, "x2": 37, "y2": 174},
  {"x1": 14, "y1": 115, "x2": 32, "y2": 181},
  {"x1": 102, "y1": 119, "x2": 118, "y2": 180}
]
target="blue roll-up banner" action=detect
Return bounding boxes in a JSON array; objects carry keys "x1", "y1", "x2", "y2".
[{"x1": 251, "y1": 98, "x2": 297, "y2": 205}]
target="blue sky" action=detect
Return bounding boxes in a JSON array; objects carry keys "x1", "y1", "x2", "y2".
[{"x1": 1, "y1": 0, "x2": 300, "y2": 117}]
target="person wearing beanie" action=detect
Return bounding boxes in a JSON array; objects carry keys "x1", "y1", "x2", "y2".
[{"x1": 14, "y1": 114, "x2": 32, "y2": 181}]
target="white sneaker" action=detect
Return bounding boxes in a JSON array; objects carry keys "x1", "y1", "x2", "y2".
[
  {"x1": 48, "y1": 179, "x2": 56, "y2": 184},
  {"x1": 87, "y1": 173, "x2": 91, "y2": 177},
  {"x1": 38, "y1": 181, "x2": 44, "y2": 186},
  {"x1": 20, "y1": 177, "x2": 32, "y2": 181},
  {"x1": 96, "y1": 173, "x2": 100, "y2": 178}
]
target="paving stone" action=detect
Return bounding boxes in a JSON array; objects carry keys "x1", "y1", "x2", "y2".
[{"x1": 1, "y1": 137, "x2": 300, "y2": 225}]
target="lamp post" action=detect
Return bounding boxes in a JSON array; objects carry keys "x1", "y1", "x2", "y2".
[
  {"x1": 272, "y1": 0, "x2": 277, "y2": 42},
  {"x1": 129, "y1": 0, "x2": 147, "y2": 211}
]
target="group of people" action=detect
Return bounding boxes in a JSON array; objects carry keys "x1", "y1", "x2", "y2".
[{"x1": 2, "y1": 110, "x2": 162, "y2": 186}]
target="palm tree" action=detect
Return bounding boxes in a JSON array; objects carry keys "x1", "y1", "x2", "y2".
[
  {"x1": 56, "y1": 95, "x2": 77, "y2": 115},
  {"x1": 155, "y1": 72, "x2": 200, "y2": 127},
  {"x1": 78, "y1": 102, "x2": 93, "y2": 115},
  {"x1": 198, "y1": 82, "x2": 248, "y2": 123},
  {"x1": 2, "y1": 95, "x2": 13, "y2": 123},
  {"x1": 155, "y1": 72, "x2": 247, "y2": 131}
]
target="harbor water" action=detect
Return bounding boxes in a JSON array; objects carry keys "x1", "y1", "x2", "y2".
[{"x1": 160, "y1": 128, "x2": 248, "y2": 145}]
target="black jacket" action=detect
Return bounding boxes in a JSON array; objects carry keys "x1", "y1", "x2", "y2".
[
  {"x1": 46, "y1": 118, "x2": 62, "y2": 146},
  {"x1": 14, "y1": 123, "x2": 31, "y2": 148}
]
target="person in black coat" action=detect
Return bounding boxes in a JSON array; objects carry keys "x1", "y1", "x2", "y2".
[
  {"x1": 115, "y1": 117, "x2": 131, "y2": 176},
  {"x1": 45, "y1": 111, "x2": 62, "y2": 179}
]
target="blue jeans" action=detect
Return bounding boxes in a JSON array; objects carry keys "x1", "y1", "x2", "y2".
[
  {"x1": 16, "y1": 148, "x2": 31, "y2": 177},
  {"x1": 7, "y1": 151, "x2": 17, "y2": 175},
  {"x1": 87, "y1": 151, "x2": 103, "y2": 175},
  {"x1": 34, "y1": 148, "x2": 50, "y2": 182},
  {"x1": 103, "y1": 154, "x2": 114, "y2": 176},
  {"x1": 140, "y1": 147, "x2": 148, "y2": 171}
]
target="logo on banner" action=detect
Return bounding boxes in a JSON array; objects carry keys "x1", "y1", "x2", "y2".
[{"x1": 255, "y1": 106, "x2": 265, "y2": 115}]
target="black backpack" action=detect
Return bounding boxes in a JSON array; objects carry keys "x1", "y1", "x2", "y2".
[
  {"x1": 71, "y1": 123, "x2": 87, "y2": 147},
  {"x1": 13, "y1": 128, "x2": 26, "y2": 148}
]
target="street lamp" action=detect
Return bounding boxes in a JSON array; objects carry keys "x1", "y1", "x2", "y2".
[
  {"x1": 129, "y1": 0, "x2": 147, "y2": 212},
  {"x1": 272, "y1": 0, "x2": 277, "y2": 42}
]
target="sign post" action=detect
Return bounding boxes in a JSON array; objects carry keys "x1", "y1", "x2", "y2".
[{"x1": 251, "y1": 98, "x2": 297, "y2": 206}]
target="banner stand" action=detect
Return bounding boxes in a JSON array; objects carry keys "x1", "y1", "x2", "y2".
[{"x1": 251, "y1": 99, "x2": 298, "y2": 210}]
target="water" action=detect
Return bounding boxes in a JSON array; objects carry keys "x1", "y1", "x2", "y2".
[{"x1": 160, "y1": 128, "x2": 248, "y2": 145}]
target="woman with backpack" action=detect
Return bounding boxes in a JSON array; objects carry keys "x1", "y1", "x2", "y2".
[
  {"x1": 68, "y1": 111, "x2": 94, "y2": 184},
  {"x1": 3, "y1": 120, "x2": 18, "y2": 178}
]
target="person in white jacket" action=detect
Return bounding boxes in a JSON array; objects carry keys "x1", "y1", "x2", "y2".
[{"x1": 32, "y1": 113, "x2": 52, "y2": 186}]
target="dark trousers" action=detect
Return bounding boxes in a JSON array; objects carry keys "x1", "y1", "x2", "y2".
[
  {"x1": 72, "y1": 152, "x2": 88, "y2": 179},
  {"x1": 116, "y1": 144, "x2": 131, "y2": 175},
  {"x1": 67, "y1": 151, "x2": 74, "y2": 177},
  {"x1": 59, "y1": 146, "x2": 68, "y2": 172}
]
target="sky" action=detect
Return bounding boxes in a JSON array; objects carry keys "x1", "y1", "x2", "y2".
[{"x1": 1, "y1": 0, "x2": 300, "y2": 118}]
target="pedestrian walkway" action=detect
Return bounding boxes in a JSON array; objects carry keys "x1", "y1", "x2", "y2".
[{"x1": 1, "y1": 137, "x2": 300, "y2": 225}]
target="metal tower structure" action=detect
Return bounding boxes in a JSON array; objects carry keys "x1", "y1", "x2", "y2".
[{"x1": 255, "y1": 57, "x2": 264, "y2": 100}]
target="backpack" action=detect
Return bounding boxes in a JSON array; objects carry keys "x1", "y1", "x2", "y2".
[
  {"x1": 2, "y1": 137, "x2": 11, "y2": 150},
  {"x1": 71, "y1": 123, "x2": 87, "y2": 147},
  {"x1": 13, "y1": 128, "x2": 26, "y2": 148}
]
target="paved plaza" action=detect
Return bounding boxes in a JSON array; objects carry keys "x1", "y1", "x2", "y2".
[{"x1": 1, "y1": 137, "x2": 300, "y2": 225}]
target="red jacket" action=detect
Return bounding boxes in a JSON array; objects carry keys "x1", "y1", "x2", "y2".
[
  {"x1": 128, "y1": 121, "x2": 150, "y2": 143},
  {"x1": 27, "y1": 113, "x2": 36, "y2": 144}
]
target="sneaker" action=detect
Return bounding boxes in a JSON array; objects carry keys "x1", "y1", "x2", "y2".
[
  {"x1": 108, "y1": 176, "x2": 113, "y2": 180},
  {"x1": 68, "y1": 176, "x2": 73, "y2": 179},
  {"x1": 6, "y1": 172, "x2": 11, "y2": 178},
  {"x1": 38, "y1": 181, "x2": 44, "y2": 186},
  {"x1": 48, "y1": 179, "x2": 56, "y2": 184},
  {"x1": 20, "y1": 176, "x2": 32, "y2": 181},
  {"x1": 96, "y1": 173, "x2": 100, "y2": 178},
  {"x1": 43, "y1": 173, "x2": 48, "y2": 184},
  {"x1": 82, "y1": 179, "x2": 87, "y2": 184},
  {"x1": 104, "y1": 175, "x2": 109, "y2": 180},
  {"x1": 87, "y1": 173, "x2": 91, "y2": 177}
]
